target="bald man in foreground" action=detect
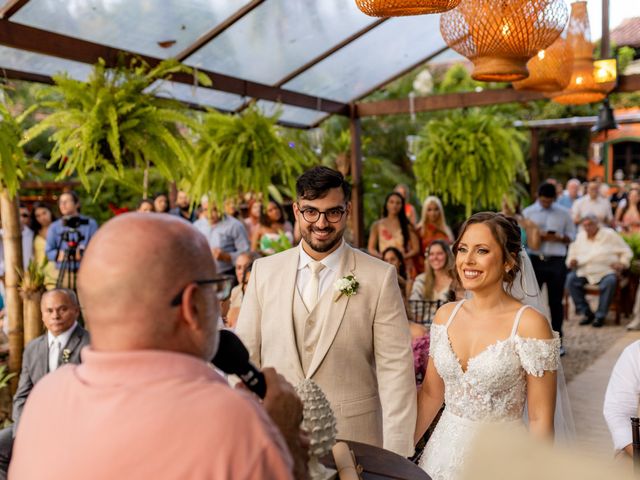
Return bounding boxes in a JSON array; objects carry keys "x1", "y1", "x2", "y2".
[{"x1": 9, "y1": 213, "x2": 304, "y2": 480}]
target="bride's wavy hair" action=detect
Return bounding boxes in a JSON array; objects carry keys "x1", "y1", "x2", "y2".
[{"x1": 452, "y1": 212, "x2": 522, "y2": 292}]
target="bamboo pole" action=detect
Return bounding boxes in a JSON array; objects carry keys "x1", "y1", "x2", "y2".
[
  {"x1": 22, "y1": 291, "x2": 43, "y2": 346},
  {"x1": 0, "y1": 189, "x2": 23, "y2": 395}
]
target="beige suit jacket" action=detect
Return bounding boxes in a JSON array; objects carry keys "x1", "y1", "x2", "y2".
[{"x1": 235, "y1": 243, "x2": 417, "y2": 456}]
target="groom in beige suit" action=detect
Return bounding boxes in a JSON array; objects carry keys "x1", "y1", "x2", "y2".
[{"x1": 236, "y1": 166, "x2": 417, "y2": 456}]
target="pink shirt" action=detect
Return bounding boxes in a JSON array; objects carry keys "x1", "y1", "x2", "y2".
[{"x1": 10, "y1": 348, "x2": 293, "y2": 480}]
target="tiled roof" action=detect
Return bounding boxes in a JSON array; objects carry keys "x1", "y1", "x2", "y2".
[{"x1": 611, "y1": 17, "x2": 640, "y2": 49}]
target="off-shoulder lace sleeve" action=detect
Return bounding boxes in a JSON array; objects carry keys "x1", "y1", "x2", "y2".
[{"x1": 514, "y1": 332, "x2": 561, "y2": 377}]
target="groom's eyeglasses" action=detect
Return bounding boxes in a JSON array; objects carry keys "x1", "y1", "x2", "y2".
[
  {"x1": 298, "y1": 205, "x2": 346, "y2": 223},
  {"x1": 170, "y1": 275, "x2": 235, "y2": 306}
]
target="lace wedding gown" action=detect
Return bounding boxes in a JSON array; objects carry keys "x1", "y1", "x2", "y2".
[{"x1": 419, "y1": 300, "x2": 560, "y2": 480}]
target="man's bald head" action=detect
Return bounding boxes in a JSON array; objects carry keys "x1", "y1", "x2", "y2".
[{"x1": 78, "y1": 213, "x2": 218, "y2": 357}]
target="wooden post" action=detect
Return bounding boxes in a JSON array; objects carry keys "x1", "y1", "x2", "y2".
[
  {"x1": 529, "y1": 128, "x2": 540, "y2": 198},
  {"x1": 0, "y1": 190, "x2": 24, "y2": 395},
  {"x1": 349, "y1": 106, "x2": 364, "y2": 248},
  {"x1": 601, "y1": 0, "x2": 610, "y2": 59}
]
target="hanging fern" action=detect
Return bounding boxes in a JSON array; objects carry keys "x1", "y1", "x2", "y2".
[
  {"x1": 21, "y1": 57, "x2": 210, "y2": 191},
  {"x1": 0, "y1": 100, "x2": 27, "y2": 196},
  {"x1": 414, "y1": 109, "x2": 527, "y2": 216},
  {"x1": 185, "y1": 103, "x2": 313, "y2": 206}
]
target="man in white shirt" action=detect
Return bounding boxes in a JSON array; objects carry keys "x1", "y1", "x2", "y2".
[
  {"x1": 604, "y1": 340, "x2": 640, "y2": 457},
  {"x1": 566, "y1": 215, "x2": 632, "y2": 327},
  {"x1": 571, "y1": 181, "x2": 613, "y2": 226}
]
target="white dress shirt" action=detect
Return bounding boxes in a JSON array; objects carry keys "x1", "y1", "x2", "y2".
[
  {"x1": 47, "y1": 321, "x2": 78, "y2": 371},
  {"x1": 604, "y1": 340, "x2": 640, "y2": 453},
  {"x1": 296, "y1": 241, "x2": 346, "y2": 301},
  {"x1": 571, "y1": 195, "x2": 613, "y2": 224},
  {"x1": 565, "y1": 227, "x2": 632, "y2": 284}
]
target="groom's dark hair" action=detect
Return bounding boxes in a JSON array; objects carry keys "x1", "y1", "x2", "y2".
[{"x1": 296, "y1": 166, "x2": 351, "y2": 202}]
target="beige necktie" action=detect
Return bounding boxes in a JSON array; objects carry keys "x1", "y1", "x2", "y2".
[
  {"x1": 303, "y1": 261, "x2": 325, "y2": 311},
  {"x1": 49, "y1": 339, "x2": 60, "y2": 372}
]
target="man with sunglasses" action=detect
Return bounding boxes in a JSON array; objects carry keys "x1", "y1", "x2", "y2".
[
  {"x1": 237, "y1": 166, "x2": 417, "y2": 457},
  {"x1": 10, "y1": 213, "x2": 304, "y2": 479}
]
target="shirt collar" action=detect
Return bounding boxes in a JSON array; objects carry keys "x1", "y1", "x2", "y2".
[
  {"x1": 47, "y1": 321, "x2": 78, "y2": 347},
  {"x1": 298, "y1": 239, "x2": 345, "y2": 272}
]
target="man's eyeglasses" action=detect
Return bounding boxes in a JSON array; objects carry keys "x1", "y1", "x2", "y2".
[
  {"x1": 169, "y1": 275, "x2": 235, "y2": 307},
  {"x1": 298, "y1": 205, "x2": 346, "y2": 224}
]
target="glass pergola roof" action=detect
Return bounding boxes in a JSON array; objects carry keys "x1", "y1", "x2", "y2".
[{"x1": 0, "y1": 0, "x2": 450, "y2": 127}]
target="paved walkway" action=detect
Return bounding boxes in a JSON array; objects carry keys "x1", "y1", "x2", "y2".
[{"x1": 567, "y1": 330, "x2": 640, "y2": 454}]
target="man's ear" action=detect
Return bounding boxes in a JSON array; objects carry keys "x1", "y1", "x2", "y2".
[
  {"x1": 292, "y1": 202, "x2": 300, "y2": 220},
  {"x1": 179, "y1": 283, "x2": 201, "y2": 332}
]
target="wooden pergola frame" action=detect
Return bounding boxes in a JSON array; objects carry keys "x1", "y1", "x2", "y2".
[{"x1": 0, "y1": 0, "x2": 637, "y2": 246}]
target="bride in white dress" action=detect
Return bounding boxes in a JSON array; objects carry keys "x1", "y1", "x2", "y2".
[{"x1": 415, "y1": 212, "x2": 560, "y2": 480}]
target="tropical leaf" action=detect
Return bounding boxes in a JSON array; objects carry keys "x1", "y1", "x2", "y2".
[{"x1": 0, "y1": 99, "x2": 27, "y2": 196}]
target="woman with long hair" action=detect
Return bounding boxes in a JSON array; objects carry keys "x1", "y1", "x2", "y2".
[
  {"x1": 152, "y1": 193, "x2": 169, "y2": 213},
  {"x1": 616, "y1": 187, "x2": 640, "y2": 234},
  {"x1": 251, "y1": 200, "x2": 294, "y2": 255},
  {"x1": 382, "y1": 246, "x2": 411, "y2": 301},
  {"x1": 368, "y1": 192, "x2": 420, "y2": 275},
  {"x1": 244, "y1": 199, "x2": 262, "y2": 239},
  {"x1": 417, "y1": 196, "x2": 454, "y2": 250},
  {"x1": 29, "y1": 202, "x2": 58, "y2": 288},
  {"x1": 416, "y1": 212, "x2": 559, "y2": 479},
  {"x1": 410, "y1": 240, "x2": 458, "y2": 304}
]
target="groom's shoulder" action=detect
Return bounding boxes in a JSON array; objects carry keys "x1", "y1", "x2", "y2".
[
  {"x1": 253, "y1": 247, "x2": 298, "y2": 268},
  {"x1": 350, "y1": 245, "x2": 393, "y2": 274}
]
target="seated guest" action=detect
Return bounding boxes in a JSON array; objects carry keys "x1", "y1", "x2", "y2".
[
  {"x1": 225, "y1": 252, "x2": 256, "y2": 328},
  {"x1": 0, "y1": 288, "x2": 89, "y2": 478},
  {"x1": 382, "y1": 246, "x2": 411, "y2": 302},
  {"x1": 152, "y1": 193, "x2": 170, "y2": 214},
  {"x1": 136, "y1": 199, "x2": 154, "y2": 213},
  {"x1": 616, "y1": 187, "x2": 640, "y2": 234},
  {"x1": 251, "y1": 200, "x2": 294, "y2": 255},
  {"x1": 571, "y1": 181, "x2": 613, "y2": 226},
  {"x1": 566, "y1": 215, "x2": 632, "y2": 328},
  {"x1": 9, "y1": 213, "x2": 305, "y2": 480},
  {"x1": 193, "y1": 197, "x2": 250, "y2": 276},
  {"x1": 603, "y1": 340, "x2": 640, "y2": 458},
  {"x1": 169, "y1": 190, "x2": 196, "y2": 222},
  {"x1": 410, "y1": 240, "x2": 457, "y2": 305}
]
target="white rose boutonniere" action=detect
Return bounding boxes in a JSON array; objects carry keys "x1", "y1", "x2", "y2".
[
  {"x1": 62, "y1": 349, "x2": 71, "y2": 364},
  {"x1": 334, "y1": 275, "x2": 359, "y2": 301}
]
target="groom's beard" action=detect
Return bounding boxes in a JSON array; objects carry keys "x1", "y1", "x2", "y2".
[{"x1": 301, "y1": 224, "x2": 344, "y2": 253}]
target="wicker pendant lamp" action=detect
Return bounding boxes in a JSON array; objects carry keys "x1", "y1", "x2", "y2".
[
  {"x1": 551, "y1": 1, "x2": 605, "y2": 105},
  {"x1": 512, "y1": 34, "x2": 572, "y2": 92},
  {"x1": 440, "y1": 0, "x2": 568, "y2": 82},
  {"x1": 354, "y1": 0, "x2": 461, "y2": 17}
]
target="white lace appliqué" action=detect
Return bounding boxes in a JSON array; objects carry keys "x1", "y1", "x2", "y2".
[{"x1": 420, "y1": 324, "x2": 560, "y2": 479}]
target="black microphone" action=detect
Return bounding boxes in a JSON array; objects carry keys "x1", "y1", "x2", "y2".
[{"x1": 212, "y1": 329, "x2": 267, "y2": 399}]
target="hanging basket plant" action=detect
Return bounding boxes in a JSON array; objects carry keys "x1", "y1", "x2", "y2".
[
  {"x1": 185, "y1": 103, "x2": 313, "y2": 207},
  {"x1": 21, "y1": 57, "x2": 209, "y2": 191},
  {"x1": 413, "y1": 109, "x2": 527, "y2": 216}
]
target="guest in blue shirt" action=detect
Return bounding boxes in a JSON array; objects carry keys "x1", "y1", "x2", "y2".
[
  {"x1": 523, "y1": 182, "x2": 575, "y2": 353},
  {"x1": 45, "y1": 192, "x2": 98, "y2": 274},
  {"x1": 556, "y1": 178, "x2": 581, "y2": 210},
  {"x1": 193, "y1": 198, "x2": 250, "y2": 276}
]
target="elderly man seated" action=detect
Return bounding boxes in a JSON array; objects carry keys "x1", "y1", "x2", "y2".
[{"x1": 566, "y1": 215, "x2": 632, "y2": 328}]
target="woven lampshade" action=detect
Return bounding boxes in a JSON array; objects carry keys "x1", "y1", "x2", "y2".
[
  {"x1": 551, "y1": 1, "x2": 605, "y2": 105},
  {"x1": 440, "y1": 0, "x2": 568, "y2": 82},
  {"x1": 512, "y1": 35, "x2": 572, "y2": 92},
  {"x1": 354, "y1": 0, "x2": 461, "y2": 17}
]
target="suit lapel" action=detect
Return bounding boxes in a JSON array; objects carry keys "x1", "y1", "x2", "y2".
[
  {"x1": 280, "y1": 248, "x2": 305, "y2": 380},
  {"x1": 306, "y1": 245, "x2": 356, "y2": 379},
  {"x1": 36, "y1": 335, "x2": 49, "y2": 375},
  {"x1": 62, "y1": 326, "x2": 83, "y2": 364}
]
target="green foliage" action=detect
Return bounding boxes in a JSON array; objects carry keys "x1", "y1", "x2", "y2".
[
  {"x1": 622, "y1": 233, "x2": 640, "y2": 274},
  {"x1": 21, "y1": 58, "x2": 208, "y2": 191},
  {"x1": 0, "y1": 99, "x2": 27, "y2": 196},
  {"x1": 414, "y1": 109, "x2": 527, "y2": 216},
  {"x1": 617, "y1": 46, "x2": 636, "y2": 74},
  {"x1": 186, "y1": 104, "x2": 313, "y2": 206},
  {"x1": 18, "y1": 257, "x2": 47, "y2": 294},
  {"x1": 0, "y1": 365, "x2": 16, "y2": 391}
]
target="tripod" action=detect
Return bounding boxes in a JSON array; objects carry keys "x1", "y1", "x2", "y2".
[{"x1": 56, "y1": 228, "x2": 85, "y2": 292}]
